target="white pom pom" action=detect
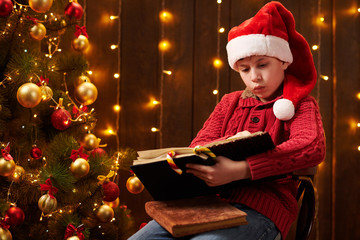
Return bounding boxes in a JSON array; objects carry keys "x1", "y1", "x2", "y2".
[{"x1": 273, "y1": 99, "x2": 295, "y2": 121}]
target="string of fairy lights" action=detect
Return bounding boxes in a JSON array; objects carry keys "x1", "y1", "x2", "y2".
[
  {"x1": 355, "y1": 3, "x2": 360, "y2": 151},
  {"x1": 151, "y1": 0, "x2": 225, "y2": 148},
  {"x1": 108, "y1": 0, "x2": 122, "y2": 152}
]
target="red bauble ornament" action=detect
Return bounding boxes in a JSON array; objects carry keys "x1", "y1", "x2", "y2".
[
  {"x1": 102, "y1": 181, "x2": 120, "y2": 202},
  {"x1": 64, "y1": 1, "x2": 83, "y2": 20},
  {"x1": 30, "y1": 145, "x2": 42, "y2": 159},
  {"x1": 0, "y1": 0, "x2": 13, "y2": 17},
  {"x1": 91, "y1": 148, "x2": 106, "y2": 157},
  {"x1": 5, "y1": 207, "x2": 25, "y2": 226},
  {"x1": 51, "y1": 108, "x2": 71, "y2": 130}
]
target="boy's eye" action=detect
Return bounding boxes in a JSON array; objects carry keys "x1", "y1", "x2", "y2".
[
  {"x1": 258, "y1": 63, "x2": 268, "y2": 68},
  {"x1": 240, "y1": 68, "x2": 249, "y2": 72}
]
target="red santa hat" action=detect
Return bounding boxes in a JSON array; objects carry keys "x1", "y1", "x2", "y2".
[{"x1": 226, "y1": 1, "x2": 317, "y2": 121}]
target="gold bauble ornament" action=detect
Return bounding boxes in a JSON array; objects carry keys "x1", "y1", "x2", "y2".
[
  {"x1": 74, "y1": 75, "x2": 90, "y2": 87},
  {"x1": 72, "y1": 35, "x2": 89, "y2": 52},
  {"x1": 38, "y1": 193, "x2": 57, "y2": 214},
  {"x1": 126, "y1": 175, "x2": 144, "y2": 194},
  {"x1": 40, "y1": 85, "x2": 53, "y2": 102},
  {"x1": 17, "y1": 83, "x2": 42, "y2": 108},
  {"x1": 0, "y1": 157, "x2": 15, "y2": 177},
  {"x1": 0, "y1": 227, "x2": 12, "y2": 240},
  {"x1": 74, "y1": 82, "x2": 98, "y2": 106},
  {"x1": 104, "y1": 197, "x2": 120, "y2": 208},
  {"x1": 29, "y1": 0, "x2": 53, "y2": 13},
  {"x1": 8, "y1": 165, "x2": 25, "y2": 182},
  {"x1": 96, "y1": 204, "x2": 114, "y2": 223},
  {"x1": 30, "y1": 23, "x2": 46, "y2": 41},
  {"x1": 70, "y1": 158, "x2": 90, "y2": 178},
  {"x1": 83, "y1": 133, "x2": 99, "y2": 151},
  {"x1": 58, "y1": 19, "x2": 67, "y2": 35},
  {"x1": 66, "y1": 236, "x2": 80, "y2": 240}
]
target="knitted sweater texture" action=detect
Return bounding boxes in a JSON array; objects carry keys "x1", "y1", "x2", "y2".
[{"x1": 189, "y1": 90, "x2": 325, "y2": 238}]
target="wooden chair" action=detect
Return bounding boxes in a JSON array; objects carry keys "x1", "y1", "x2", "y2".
[
  {"x1": 274, "y1": 167, "x2": 317, "y2": 240},
  {"x1": 292, "y1": 167, "x2": 317, "y2": 240}
]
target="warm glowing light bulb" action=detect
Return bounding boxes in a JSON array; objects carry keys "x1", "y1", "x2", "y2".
[
  {"x1": 357, "y1": 123, "x2": 360, "y2": 127},
  {"x1": 113, "y1": 105, "x2": 121, "y2": 112},
  {"x1": 312, "y1": 45, "x2": 319, "y2": 50},
  {"x1": 163, "y1": 70, "x2": 172, "y2": 75},
  {"x1": 219, "y1": 27, "x2": 225, "y2": 33},
  {"x1": 114, "y1": 73, "x2": 120, "y2": 78},
  {"x1": 152, "y1": 100, "x2": 160, "y2": 105},
  {"x1": 358, "y1": 8, "x2": 360, "y2": 12},
  {"x1": 159, "y1": 40, "x2": 170, "y2": 51},
  {"x1": 213, "y1": 58, "x2": 223, "y2": 68},
  {"x1": 213, "y1": 89, "x2": 219, "y2": 95},
  {"x1": 217, "y1": 0, "x2": 222, "y2": 3},
  {"x1": 356, "y1": 92, "x2": 360, "y2": 100},
  {"x1": 321, "y1": 75, "x2": 329, "y2": 81},
  {"x1": 110, "y1": 15, "x2": 119, "y2": 20},
  {"x1": 87, "y1": 71, "x2": 93, "y2": 75},
  {"x1": 151, "y1": 127, "x2": 159, "y2": 132},
  {"x1": 319, "y1": 17, "x2": 325, "y2": 22},
  {"x1": 106, "y1": 129, "x2": 115, "y2": 135},
  {"x1": 358, "y1": 146, "x2": 360, "y2": 151},
  {"x1": 110, "y1": 45, "x2": 118, "y2": 50},
  {"x1": 159, "y1": 10, "x2": 173, "y2": 22}
]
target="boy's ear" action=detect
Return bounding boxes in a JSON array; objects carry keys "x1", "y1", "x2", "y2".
[{"x1": 282, "y1": 62, "x2": 290, "y2": 70}]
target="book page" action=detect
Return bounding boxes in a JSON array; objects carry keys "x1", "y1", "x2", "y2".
[
  {"x1": 133, "y1": 152, "x2": 200, "y2": 165},
  {"x1": 137, "y1": 147, "x2": 193, "y2": 159},
  {"x1": 132, "y1": 131, "x2": 267, "y2": 165},
  {"x1": 203, "y1": 131, "x2": 263, "y2": 148}
]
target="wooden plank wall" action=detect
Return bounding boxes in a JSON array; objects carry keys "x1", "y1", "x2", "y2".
[{"x1": 86, "y1": 0, "x2": 360, "y2": 239}]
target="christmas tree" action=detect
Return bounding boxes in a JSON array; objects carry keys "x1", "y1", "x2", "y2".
[{"x1": 0, "y1": 0, "x2": 140, "y2": 239}]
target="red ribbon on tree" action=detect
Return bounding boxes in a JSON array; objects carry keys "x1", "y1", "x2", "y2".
[
  {"x1": 72, "y1": 105, "x2": 88, "y2": 118},
  {"x1": 25, "y1": 16, "x2": 38, "y2": 25},
  {"x1": 36, "y1": 76, "x2": 49, "y2": 86},
  {"x1": 0, "y1": 219, "x2": 10, "y2": 229},
  {"x1": 70, "y1": 146, "x2": 89, "y2": 162},
  {"x1": 40, "y1": 178, "x2": 58, "y2": 199},
  {"x1": 64, "y1": 223, "x2": 85, "y2": 240},
  {"x1": 1, "y1": 144, "x2": 13, "y2": 161},
  {"x1": 74, "y1": 25, "x2": 88, "y2": 39}
]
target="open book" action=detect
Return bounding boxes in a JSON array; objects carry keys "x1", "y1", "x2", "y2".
[
  {"x1": 145, "y1": 196, "x2": 248, "y2": 237},
  {"x1": 131, "y1": 131, "x2": 275, "y2": 200}
]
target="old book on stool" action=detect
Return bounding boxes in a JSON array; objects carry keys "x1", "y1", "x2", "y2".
[{"x1": 145, "y1": 196, "x2": 248, "y2": 238}]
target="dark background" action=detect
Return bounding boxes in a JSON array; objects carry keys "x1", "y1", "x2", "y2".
[{"x1": 84, "y1": 0, "x2": 360, "y2": 239}]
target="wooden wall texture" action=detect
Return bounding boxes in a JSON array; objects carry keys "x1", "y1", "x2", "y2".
[{"x1": 85, "y1": 0, "x2": 360, "y2": 239}]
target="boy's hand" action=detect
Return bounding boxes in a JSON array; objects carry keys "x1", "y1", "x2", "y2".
[{"x1": 185, "y1": 156, "x2": 251, "y2": 187}]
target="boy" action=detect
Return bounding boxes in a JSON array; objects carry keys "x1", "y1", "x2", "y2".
[{"x1": 129, "y1": 2, "x2": 325, "y2": 239}]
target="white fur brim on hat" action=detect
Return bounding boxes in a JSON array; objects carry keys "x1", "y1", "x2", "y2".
[{"x1": 226, "y1": 34, "x2": 293, "y2": 70}]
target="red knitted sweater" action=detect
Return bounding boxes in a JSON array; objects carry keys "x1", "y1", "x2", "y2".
[{"x1": 189, "y1": 90, "x2": 325, "y2": 238}]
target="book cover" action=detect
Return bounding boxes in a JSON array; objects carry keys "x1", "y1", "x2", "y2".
[
  {"x1": 131, "y1": 131, "x2": 275, "y2": 200},
  {"x1": 145, "y1": 196, "x2": 248, "y2": 237}
]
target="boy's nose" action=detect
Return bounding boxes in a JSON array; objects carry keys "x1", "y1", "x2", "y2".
[{"x1": 250, "y1": 69, "x2": 260, "y2": 82}]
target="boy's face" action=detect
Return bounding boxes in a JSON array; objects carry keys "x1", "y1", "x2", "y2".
[{"x1": 236, "y1": 56, "x2": 289, "y2": 102}]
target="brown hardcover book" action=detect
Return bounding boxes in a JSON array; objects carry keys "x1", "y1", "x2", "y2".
[
  {"x1": 131, "y1": 131, "x2": 275, "y2": 200},
  {"x1": 145, "y1": 196, "x2": 248, "y2": 237}
]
